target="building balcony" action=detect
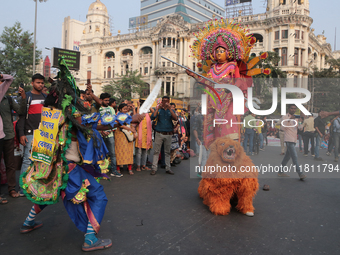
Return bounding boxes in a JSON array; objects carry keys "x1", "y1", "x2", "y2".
[
  {"x1": 253, "y1": 42, "x2": 264, "y2": 50},
  {"x1": 104, "y1": 58, "x2": 115, "y2": 63},
  {"x1": 120, "y1": 55, "x2": 133, "y2": 62},
  {"x1": 235, "y1": 13, "x2": 267, "y2": 23},
  {"x1": 154, "y1": 67, "x2": 179, "y2": 75},
  {"x1": 275, "y1": 8, "x2": 310, "y2": 16},
  {"x1": 139, "y1": 53, "x2": 153, "y2": 60},
  {"x1": 159, "y1": 47, "x2": 179, "y2": 54}
]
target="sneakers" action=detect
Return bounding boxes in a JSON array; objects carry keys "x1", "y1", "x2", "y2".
[
  {"x1": 303, "y1": 154, "x2": 308, "y2": 157},
  {"x1": 312, "y1": 154, "x2": 315, "y2": 157},
  {"x1": 299, "y1": 174, "x2": 307, "y2": 181},
  {"x1": 245, "y1": 212, "x2": 254, "y2": 217},
  {"x1": 314, "y1": 157, "x2": 323, "y2": 161},
  {"x1": 326, "y1": 152, "x2": 331, "y2": 156},
  {"x1": 259, "y1": 148, "x2": 264, "y2": 151},
  {"x1": 110, "y1": 171, "x2": 123, "y2": 177},
  {"x1": 335, "y1": 157, "x2": 339, "y2": 162}
]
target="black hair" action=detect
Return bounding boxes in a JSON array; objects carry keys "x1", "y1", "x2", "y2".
[
  {"x1": 287, "y1": 104, "x2": 296, "y2": 109},
  {"x1": 85, "y1": 89, "x2": 94, "y2": 93},
  {"x1": 109, "y1": 98, "x2": 116, "y2": 105},
  {"x1": 44, "y1": 81, "x2": 95, "y2": 146},
  {"x1": 100, "y1": 92, "x2": 111, "y2": 100},
  {"x1": 118, "y1": 103, "x2": 128, "y2": 111},
  {"x1": 170, "y1": 103, "x2": 176, "y2": 107},
  {"x1": 162, "y1": 96, "x2": 170, "y2": 100},
  {"x1": 80, "y1": 90, "x2": 86, "y2": 95},
  {"x1": 32, "y1": 73, "x2": 45, "y2": 82}
]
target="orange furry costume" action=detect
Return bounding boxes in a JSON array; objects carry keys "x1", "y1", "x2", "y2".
[{"x1": 198, "y1": 137, "x2": 259, "y2": 216}]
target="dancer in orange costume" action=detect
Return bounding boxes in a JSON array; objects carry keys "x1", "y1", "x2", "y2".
[{"x1": 198, "y1": 137, "x2": 259, "y2": 216}]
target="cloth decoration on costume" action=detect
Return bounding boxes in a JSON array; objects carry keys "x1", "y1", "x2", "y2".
[
  {"x1": 100, "y1": 113, "x2": 116, "y2": 128},
  {"x1": 81, "y1": 112, "x2": 101, "y2": 125},
  {"x1": 116, "y1": 112, "x2": 132, "y2": 125}
]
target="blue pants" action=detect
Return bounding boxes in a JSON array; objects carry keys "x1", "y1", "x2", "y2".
[
  {"x1": 298, "y1": 134, "x2": 303, "y2": 151},
  {"x1": 281, "y1": 142, "x2": 303, "y2": 176},
  {"x1": 333, "y1": 133, "x2": 340, "y2": 159},
  {"x1": 103, "y1": 136, "x2": 116, "y2": 173},
  {"x1": 259, "y1": 133, "x2": 264, "y2": 149},
  {"x1": 63, "y1": 164, "x2": 108, "y2": 233},
  {"x1": 315, "y1": 133, "x2": 322, "y2": 158},
  {"x1": 243, "y1": 128, "x2": 255, "y2": 153},
  {"x1": 20, "y1": 135, "x2": 34, "y2": 192}
]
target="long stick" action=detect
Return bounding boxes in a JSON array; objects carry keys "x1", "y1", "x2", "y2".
[{"x1": 161, "y1": 56, "x2": 217, "y2": 85}]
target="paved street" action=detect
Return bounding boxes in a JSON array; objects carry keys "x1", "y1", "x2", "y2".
[{"x1": 1, "y1": 146, "x2": 340, "y2": 255}]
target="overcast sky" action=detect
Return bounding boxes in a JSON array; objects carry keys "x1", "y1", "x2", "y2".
[{"x1": 1, "y1": 0, "x2": 339, "y2": 58}]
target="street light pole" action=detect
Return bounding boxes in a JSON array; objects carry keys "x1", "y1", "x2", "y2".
[
  {"x1": 32, "y1": 0, "x2": 38, "y2": 75},
  {"x1": 32, "y1": 0, "x2": 47, "y2": 75}
]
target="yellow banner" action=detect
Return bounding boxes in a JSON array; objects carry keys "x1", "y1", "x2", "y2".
[{"x1": 30, "y1": 107, "x2": 62, "y2": 164}]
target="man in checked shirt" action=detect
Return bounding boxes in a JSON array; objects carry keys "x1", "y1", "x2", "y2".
[{"x1": 278, "y1": 104, "x2": 307, "y2": 180}]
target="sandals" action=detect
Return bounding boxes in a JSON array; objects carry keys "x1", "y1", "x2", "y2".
[
  {"x1": 0, "y1": 197, "x2": 8, "y2": 204},
  {"x1": 141, "y1": 166, "x2": 151, "y2": 171},
  {"x1": 128, "y1": 170, "x2": 134, "y2": 175},
  {"x1": 82, "y1": 238, "x2": 112, "y2": 252},
  {"x1": 9, "y1": 190, "x2": 19, "y2": 198},
  {"x1": 20, "y1": 221, "x2": 43, "y2": 234},
  {"x1": 136, "y1": 167, "x2": 141, "y2": 172}
]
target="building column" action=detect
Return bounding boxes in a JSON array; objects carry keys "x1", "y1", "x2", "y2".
[
  {"x1": 288, "y1": 24, "x2": 295, "y2": 67},
  {"x1": 163, "y1": 78, "x2": 166, "y2": 96},
  {"x1": 179, "y1": 38, "x2": 184, "y2": 65},
  {"x1": 170, "y1": 77, "x2": 173, "y2": 96},
  {"x1": 152, "y1": 42, "x2": 156, "y2": 70},
  {"x1": 155, "y1": 41, "x2": 159, "y2": 68},
  {"x1": 317, "y1": 53, "x2": 321, "y2": 70},
  {"x1": 321, "y1": 54, "x2": 325, "y2": 70},
  {"x1": 278, "y1": 47, "x2": 282, "y2": 66},
  {"x1": 183, "y1": 38, "x2": 188, "y2": 66}
]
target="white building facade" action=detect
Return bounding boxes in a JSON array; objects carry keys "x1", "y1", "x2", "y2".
[
  {"x1": 72, "y1": 0, "x2": 334, "y2": 97},
  {"x1": 61, "y1": 16, "x2": 85, "y2": 51}
]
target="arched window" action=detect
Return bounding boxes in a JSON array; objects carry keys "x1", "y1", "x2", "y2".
[
  {"x1": 105, "y1": 51, "x2": 115, "y2": 59},
  {"x1": 252, "y1": 33, "x2": 263, "y2": 43},
  {"x1": 122, "y1": 49, "x2": 133, "y2": 56},
  {"x1": 108, "y1": 67, "x2": 111, "y2": 78},
  {"x1": 140, "y1": 46, "x2": 152, "y2": 55}
]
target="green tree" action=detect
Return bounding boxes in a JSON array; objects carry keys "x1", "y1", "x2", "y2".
[
  {"x1": 0, "y1": 22, "x2": 41, "y2": 92},
  {"x1": 103, "y1": 70, "x2": 148, "y2": 101},
  {"x1": 251, "y1": 51, "x2": 287, "y2": 114},
  {"x1": 310, "y1": 63, "x2": 340, "y2": 112}
]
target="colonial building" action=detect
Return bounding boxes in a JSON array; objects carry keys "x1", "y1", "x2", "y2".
[{"x1": 74, "y1": 0, "x2": 334, "y2": 97}]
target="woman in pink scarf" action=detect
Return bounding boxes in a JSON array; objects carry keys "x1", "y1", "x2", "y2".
[{"x1": 135, "y1": 100, "x2": 153, "y2": 171}]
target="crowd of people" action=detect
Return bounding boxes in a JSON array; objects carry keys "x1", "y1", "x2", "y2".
[{"x1": 0, "y1": 73, "x2": 196, "y2": 205}]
